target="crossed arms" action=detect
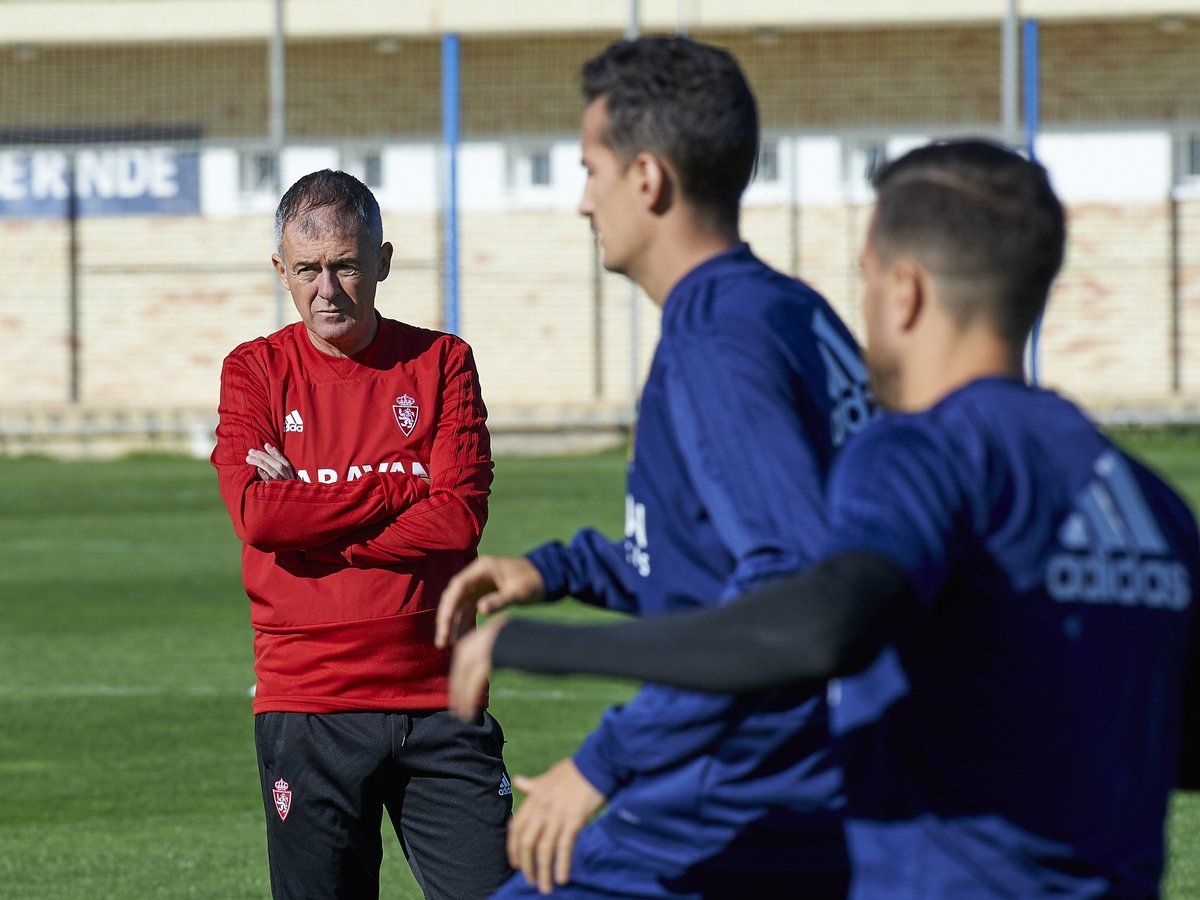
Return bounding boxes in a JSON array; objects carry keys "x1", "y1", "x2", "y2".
[{"x1": 211, "y1": 340, "x2": 491, "y2": 564}]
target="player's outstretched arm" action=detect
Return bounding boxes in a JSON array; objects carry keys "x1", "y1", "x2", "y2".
[
  {"x1": 434, "y1": 555, "x2": 546, "y2": 649},
  {"x1": 450, "y1": 551, "x2": 916, "y2": 710},
  {"x1": 524, "y1": 529, "x2": 641, "y2": 613}
]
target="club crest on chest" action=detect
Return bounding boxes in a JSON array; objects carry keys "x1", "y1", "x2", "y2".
[{"x1": 393, "y1": 395, "x2": 419, "y2": 437}]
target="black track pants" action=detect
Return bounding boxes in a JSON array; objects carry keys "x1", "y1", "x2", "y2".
[{"x1": 255, "y1": 709, "x2": 513, "y2": 900}]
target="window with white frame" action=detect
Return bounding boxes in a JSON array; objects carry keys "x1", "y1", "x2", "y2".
[
  {"x1": 755, "y1": 137, "x2": 781, "y2": 185},
  {"x1": 507, "y1": 144, "x2": 554, "y2": 191},
  {"x1": 841, "y1": 138, "x2": 888, "y2": 201},
  {"x1": 1165, "y1": 132, "x2": 1200, "y2": 197},
  {"x1": 340, "y1": 147, "x2": 384, "y2": 189},
  {"x1": 1184, "y1": 133, "x2": 1200, "y2": 181},
  {"x1": 238, "y1": 149, "x2": 278, "y2": 198}
]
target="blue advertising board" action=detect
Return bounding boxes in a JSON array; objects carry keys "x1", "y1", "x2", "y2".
[{"x1": 0, "y1": 147, "x2": 200, "y2": 217}]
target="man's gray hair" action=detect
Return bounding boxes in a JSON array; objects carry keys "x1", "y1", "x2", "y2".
[{"x1": 274, "y1": 169, "x2": 384, "y2": 252}]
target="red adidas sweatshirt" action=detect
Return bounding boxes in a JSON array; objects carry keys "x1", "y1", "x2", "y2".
[{"x1": 212, "y1": 316, "x2": 492, "y2": 713}]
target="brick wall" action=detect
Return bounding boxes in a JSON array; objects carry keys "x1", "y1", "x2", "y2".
[
  {"x1": 1039, "y1": 203, "x2": 1166, "y2": 402},
  {"x1": 6, "y1": 197, "x2": 1194, "y2": 417},
  {"x1": 1178, "y1": 201, "x2": 1200, "y2": 396}
]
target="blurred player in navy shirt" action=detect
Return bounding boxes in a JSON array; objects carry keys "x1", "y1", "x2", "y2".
[
  {"x1": 459, "y1": 140, "x2": 1200, "y2": 898},
  {"x1": 437, "y1": 36, "x2": 871, "y2": 899}
]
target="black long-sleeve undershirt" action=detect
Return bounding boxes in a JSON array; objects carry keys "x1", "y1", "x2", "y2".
[
  {"x1": 492, "y1": 550, "x2": 917, "y2": 692},
  {"x1": 493, "y1": 549, "x2": 1200, "y2": 792}
]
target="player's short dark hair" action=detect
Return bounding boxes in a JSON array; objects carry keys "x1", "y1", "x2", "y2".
[
  {"x1": 870, "y1": 139, "x2": 1066, "y2": 343},
  {"x1": 582, "y1": 36, "x2": 758, "y2": 229},
  {"x1": 274, "y1": 169, "x2": 384, "y2": 252}
]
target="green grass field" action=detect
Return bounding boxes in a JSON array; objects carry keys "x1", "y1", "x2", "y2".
[{"x1": 2, "y1": 433, "x2": 1200, "y2": 898}]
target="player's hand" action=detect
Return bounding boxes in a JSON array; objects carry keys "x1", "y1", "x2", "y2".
[
  {"x1": 435, "y1": 556, "x2": 546, "y2": 649},
  {"x1": 246, "y1": 443, "x2": 295, "y2": 481},
  {"x1": 508, "y1": 759, "x2": 604, "y2": 894},
  {"x1": 449, "y1": 616, "x2": 507, "y2": 720}
]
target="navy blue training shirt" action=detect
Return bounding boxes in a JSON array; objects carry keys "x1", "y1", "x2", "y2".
[
  {"x1": 822, "y1": 377, "x2": 1199, "y2": 898},
  {"x1": 526, "y1": 243, "x2": 873, "y2": 875}
]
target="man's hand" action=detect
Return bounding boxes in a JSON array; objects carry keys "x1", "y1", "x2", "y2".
[
  {"x1": 508, "y1": 759, "x2": 604, "y2": 895},
  {"x1": 246, "y1": 443, "x2": 295, "y2": 481},
  {"x1": 435, "y1": 556, "x2": 546, "y2": 649},
  {"x1": 449, "y1": 616, "x2": 507, "y2": 720}
]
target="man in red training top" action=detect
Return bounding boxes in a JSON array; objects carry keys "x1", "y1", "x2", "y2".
[{"x1": 211, "y1": 169, "x2": 511, "y2": 900}]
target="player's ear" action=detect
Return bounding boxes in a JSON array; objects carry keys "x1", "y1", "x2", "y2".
[
  {"x1": 635, "y1": 152, "x2": 672, "y2": 215},
  {"x1": 887, "y1": 257, "x2": 924, "y2": 333},
  {"x1": 271, "y1": 252, "x2": 289, "y2": 288},
  {"x1": 376, "y1": 242, "x2": 394, "y2": 282}
]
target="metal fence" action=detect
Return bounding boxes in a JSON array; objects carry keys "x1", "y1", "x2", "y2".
[{"x1": 2, "y1": 2, "x2": 1199, "y2": 455}]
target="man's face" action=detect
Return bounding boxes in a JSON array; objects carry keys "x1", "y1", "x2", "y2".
[
  {"x1": 578, "y1": 98, "x2": 646, "y2": 275},
  {"x1": 272, "y1": 209, "x2": 392, "y2": 355},
  {"x1": 859, "y1": 231, "x2": 902, "y2": 411}
]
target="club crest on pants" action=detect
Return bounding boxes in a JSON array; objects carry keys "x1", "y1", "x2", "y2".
[
  {"x1": 393, "y1": 395, "x2": 419, "y2": 437},
  {"x1": 273, "y1": 779, "x2": 292, "y2": 822}
]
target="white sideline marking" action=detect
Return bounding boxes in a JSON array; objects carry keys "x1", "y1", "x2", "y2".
[
  {"x1": 0, "y1": 685, "x2": 228, "y2": 697},
  {"x1": 492, "y1": 686, "x2": 628, "y2": 701}
]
